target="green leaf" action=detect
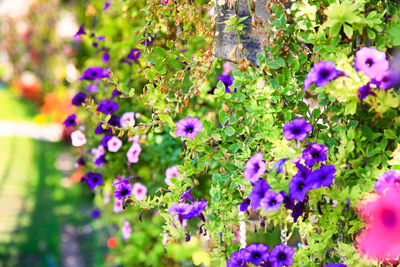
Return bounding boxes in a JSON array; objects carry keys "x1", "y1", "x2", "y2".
[
  {"x1": 343, "y1": 24, "x2": 353, "y2": 38},
  {"x1": 384, "y1": 129, "x2": 397, "y2": 139},
  {"x1": 224, "y1": 126, "x2": 235, "y2": 137}
]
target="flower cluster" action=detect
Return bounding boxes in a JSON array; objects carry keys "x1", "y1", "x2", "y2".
[
  {"x1": 169, "y1": 188, "x2": 207, "y2": 225},
  {"x1": 227, "y1": 243, "x2": 294, "y2": 267}
]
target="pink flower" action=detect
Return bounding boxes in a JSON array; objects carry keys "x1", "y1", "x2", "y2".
[
  {"x1": 71, "y1": 130, "x2": 86, "y2": 147},
  {"x1": 104, "y1": 191, "x2": 110, "y2": 204},
  {"x1": 114, "y1": 198, "x2": 123, "y2": 213},
  {"x1": 223, "y1": 61, "x2": 232, "y2": 75},
  {"x1": 107, "y1": 136, "x2": 122, "y2": 152},
  {"x1": 120, "y1": 112, "x2": 135, "y2": 128},
  {"x1": 91, "y1": 145, "x2": 105, "y2": 161},
  {"x1": 121, "y1": 220, "x2": 132, "y2": 239},
  {"x1": 165, "y1": 165, "x2": 180, "y2": 185},
  {"x1": 133, "y1": 183, "x2": 147, "y2": 201},
  {"x1": 357, "y1": 186, "x2": 400, "y2": 262},
  {"x1": 127, "y1": 142, "x2": 141, "y2": 163}
]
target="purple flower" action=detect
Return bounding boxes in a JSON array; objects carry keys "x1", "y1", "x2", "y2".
[
  {"x1": 95, "y1": 122, "x2": 111, "y2": 135},
  {"x1": 354, "y1": 47, "x2": 389, "y2": 79},
  {"x1": 78, "y1": 66, "x2": 109, "y2": 81},
  {"x1": 239, "y1": 198, "x2": 251, "y2": 212},
  {"x1": 103, "y1": 0, "x2": 111, "y2": 10},
  {"x1": 304, "y1": 61, "x2": 344, "y2": 91},
  {"x1": 169, "y1": 203, "x2": 191, "y2": 224},
  {"x1": 74, "y1": 24, "x2": 86, "y2": 38},
  {"x1": 160, "y1": 0, "x2": 169, "y2": 5},
  {"x1": 324, "y1": 263, "x2": 346, "y2": 267},
  {"x1": 307, "y1": 164, "x2": 336, "y2": 189},
  {"x1": 270, "y1": 244, "x2": 294, "y2": 267},
  {"x1": 294, "y1": 163, "x2": 311, "y2": 180},
  {"x1": 91, "y1": 209, "x2": 100, "y2": 219},
  {"x1": 292, "y1": 201, "x2": 305, "y2": 222},
  {"x1": 283, "y1": 118, "x2": 313, "y2": 141},
  {"x1": 97, "y1": 100, "x2": 118, "y2": 114},
  {"x1": 141, "y1": 33, "x2": 156, "y2": 46},
  {"x1": 244, "y1": 153, "x2": 267, "y2": 184},
  {"x1": 261, "y1": 191, "x2": 284, "y2": 211},
  {"x1": 289, "y1": 176, "x2": 309, "y2": 202},
  {"x1": 108, "y1": 115, "x2": 121, "y2": 127},
  {"x1": 101, "y1": 135, "x2": 113, "y2": 148},
  {"x1": 102, "y1": 52, "x2": 110, "y2": 63},
  {"x1": 180, "y1": 188, "x2": 195, "y2": 202},
  {"x1": 302, "y1": 143, "x2": 328, "y2": 167},
  {"x1": 248, "y1": 179, "x2": 270, "y2": 210},
  {"x1": 185, "y1": 200, "x2": 207, "y2": 219},
  {"x1": 127, "y1": 49, "x2": 141, "y2": 62},
  {"x1": 86, "y1": 172, "x2": 103, "y2": 189},
  {"x1": 358, "y1": 82, "x2": 376, "y2": 100},
  {"x1": 242, "y1": 243, "x2": 269, "y2": 266},
  {"x1": 372, "y1": 71, "x2": 392, "y2": 90},
  {"x1": 227, "y1": 249, "x2": 248, "y2": 267},
  {"x1": 86, "y1": 83, "x2": 98, "y2": 92},
  {"x1": 95, "y1": 154, "x2": 106, "y2": 166},
  {"x1": 176, "y1": 117, "x2": 203, "y2": 139},
  {"x1": 218, "y1": 74, "x2": 234, "y2": 93},
  {"x1": 111, "y1": 89, "x2": 122, "y2": 99},
  {"x1": 72, "y1": 92, "x2": 86, "y2": 106},
  {"x1": 272, "y1": 158, "x2": 288, "y2": 174},
  {"x1": 63, "y1": 114, "x2": 77, "y2": 127},
  {"x1": 374, "y1": 170, "x2": 400, "y2": 193},
  {"x1": 114, "y1": 182, "x2": 132, "y2": 200}
]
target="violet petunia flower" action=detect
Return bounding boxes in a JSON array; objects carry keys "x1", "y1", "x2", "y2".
[
  {"x1": 74, "y1": 24, "x2": 85, "y2": 42},
  {"x1": 242, "y1": 243, "x2": 269, "y2": 266},
  {"x1": 372, "y1": 71, "x2": 392, "y2": 90},
  {"x1": 176, "y1": 117, "x2": 203, "y2": 139},
  {"x1": 127, "y1": 49, "x2": 141, "y2": 62},
  {"x1": 289, "y1": 176, "x2": 309, "y2": 202},
  {"x1": 94, "y1": 122, "x2": 111, "y2": 135},
  {"x1": 358, "y1": 82, "x2": 376, "y2": 100},
  {"x1": 91, "y1": 209, "x2": 100, "y2": 219},
  {"x1": 180, "y1": 188, "x2": 195, "y2": 202},
  {"x1": 72, "y1": 92, "x2": 86, "y2": 106},
  {"x1": 169, "y1": 203, "x2": 191, "y2": 224},
  {"x1": 324, "y1": 263, "x2": 346, "y2": 267},
  {"x1": 108, "y1": 115, "x2": 121, "y2": 127},
  {"x1": 184, "y1": 200, "x2": 207, "y2": 219},
  {"x1": 78, "y1": 66, "x2": 109, "y2": 81},
  {"x1": 261, "y1": 191, "x2": 284, "y2": 211},
  {"x1": 282, "y1": 118, "x2": 313, "y2": 141},
  {"x1": 269, "y1": 244, "x2": 295, "y2": 267},
  {"x1": 272, "y1": 158, "x2": 289, "y2": 174},
  {"x1": 63, "y1": 114, "x2": 77, "y2": 127},
  {"x1": 294, "y1": 163, "x2": 311, "y2": 180},
  {"x1": 239, "y1": 198, "x2": 251, "y2": 212},
  {"x1": 302, "y1": 142, "x2": 328, "y2": 167},
  {"x1": 218, "y1": 74, "x2": 234, "y2": 93},
  {"x1": 354, "y1": 47, "x2": 389, "y2": 79},
  {"x1": 114, "y1": 182, "x2": 132, "y2": 200},
  {"x1": 244, "y1": 153, "x2": 267, "y2": 184},
  {"x1": 307, "y1": 164, "x2": 337, "y2": 189},
  {"x1": 107, "y1": 136, "x2": 122, "y2": 152},
  {"x1": 304, "y1": 61, "x2": 344, "y2": 91},
  {"x1": 86, "y1": 83, "x2": 98, "y2": 93},
  {"x1": 227, "y1": 248, "x2": 248, "y2": 267},
  {"x1": 97, "y1": 100, "x2": 118, "y2": 114},
  {"x1": 141, "y1": 33, "x2": 156, "y2": 46},
  {"x1": 160, "y1": 0, "x2": 169, "y2": 5},
  {"x1": 102, "y1": 52, "x2": 110, "y2": 63},
  {"x1": 103, "y1": 0, "x2": 111, "y2": 10},
  {"x1": 86, "y1": 172, "x2": 103, "y2": 189},
  {"x1": 374, "y1": 170, "x2": 400, "y2": 193},
  {"x1": 248, "y1": 179, "x2": 270, "y2": 210}
]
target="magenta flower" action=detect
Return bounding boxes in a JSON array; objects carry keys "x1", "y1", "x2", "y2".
[
  {"x1": 114, "y1": 198, "x2": 123, "y2": 213},
  {"x1": 244, "y1": 153, "x2": 267, "y2": 184},
  {"x1": 374, "y1": 170, "x2": 400, "y2": 193},
  {"x1": 132, "y1": 183, "x2": 147, "y2": 201},
  {"x1": 354, "y1": 47, "x2": 389, "y2": 79},
  {"x1": 282, "y1": 118, "x2": 313, "y2": 141},
  {"x1": 121, "y1": 220, "x2": 132, "y2": 239},
  {"x1": 176, "y1": 117, "x2": 203, "y2": 139},
  {"x1": 127, "y1": 142, "x2": 141, "y2": 163},
  {"x1": 165, "y1": 165, "x2": 179, "y2": 185},
  {"x1": 107, "y1": 136, "x2": 122, "y2": 152}
]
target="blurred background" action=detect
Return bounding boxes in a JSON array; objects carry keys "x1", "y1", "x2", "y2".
[{"x1": 0, "y1": 0, "x2": 104, "y2": 266}]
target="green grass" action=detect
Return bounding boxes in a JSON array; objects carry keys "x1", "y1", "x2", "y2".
[
  {"x1": 0, "y1": 89, "x2": 38, "y2": 121},
  {"x1": 0, "y1": 137, "x2": 92, "y2": 267}
]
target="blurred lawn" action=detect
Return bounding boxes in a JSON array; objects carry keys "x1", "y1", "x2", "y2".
[
  {"x1": 0, "y1": 89, "x2": 94, "y2": 266},
  {"x1": 0, "y1": 89, "x2": 38, "y2": 121}
]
